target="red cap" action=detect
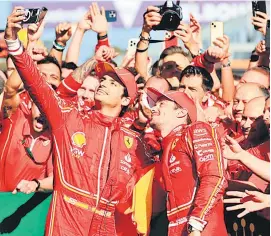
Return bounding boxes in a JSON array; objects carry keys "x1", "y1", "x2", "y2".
[
  {"x1": 95, "y1": 62, "x2": 138, "y2": 104},
  {"x1": 147, "y1": 87, "x2": 197, "y2": 123}
]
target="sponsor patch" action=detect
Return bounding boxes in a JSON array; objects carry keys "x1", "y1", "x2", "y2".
[
  {"x1": 170, "y1": 166, "x2": 182, "y2": 174},
  {"x1": 124, "y1": 153, "x2": 131, "y2": 163},
  {"x1": 171, "y1": 138, "x2": 179, "y2": 150},
  {"x1": 193, "y1": 138, "x2": 212, "y2": 144},
  {"x1": 124, "y1": 136, "x2": 133, "y2": 149},
  {"x1": 194, "y1": 142, "x2": 213, "y2": 149},
  {"x1": 169, "y1": 154, "x2": 176, "y2": 164},
  {"x1": 196, "y1": 149, "x2": 215, "y2": 156},
  {"x1": 42, "y1": 140, "x2": 50, "y2": 147},
  {"x1": 72, "y1": 132, "x2": 86, "y2": 148},
  {"x1": 199, "y1": 154, "x2": 214, "y2": 162}
]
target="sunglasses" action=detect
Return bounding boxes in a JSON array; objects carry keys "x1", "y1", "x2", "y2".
[{"x1": 22, "y1": 140, "x2": 48, "y2": 165}]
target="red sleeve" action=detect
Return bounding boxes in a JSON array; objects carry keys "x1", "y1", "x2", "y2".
[
  {"x1": 247, "y1": 141, "x2": 270, "y2": 162},
  {"x1": 95, "y1": 38, "x2": 110, "y2": 53},
  {"x1": 191, "y1": 53, "x2": 214, "y2": 73},
  {"x1": 11, "y1": 50, "x2": 64, "y2": 130},
  {"x1": 187, "y1": 122, "x2": 227, "y2": 230},
  {"x1": 56, "y1": 73, "x2": 82, "y2": 99}
]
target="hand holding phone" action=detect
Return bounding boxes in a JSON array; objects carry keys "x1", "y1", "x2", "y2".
[
  {"x1": 252, "y1": 1, "x2": 267, "y2": 31},
  {"x1": 19, "y1": 7, "x2": 48, "y2": 25},
  {"x1": 211, "y1": 21, "x2": 224, "y2": 46}
]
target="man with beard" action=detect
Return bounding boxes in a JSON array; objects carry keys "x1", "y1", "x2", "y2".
[
  {"x1": 5, "y1": 5, "x2": 152, "y2": 235},
  {"x1": 146, "y1": 87, "x2": 227, "y2": 236},
  {"x1": 0, "y1": 101, "x2": 53, "y2": 193}
]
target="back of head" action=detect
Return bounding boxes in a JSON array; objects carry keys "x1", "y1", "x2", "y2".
[
  {"x1": 37, "y1": 56, "x2": 62, "y2": 74},
  {"x1": 244, "y1": 96, "x2": 266, "y2": 116},
  {"x1": 241, "y1": 66, "x2": 270, "y2": 88},
  {"x1": 236, "y1": 82, "x2": 270, "y2": 100},
  {"x1": 145, "y1": 76, "x2": 170, "y2": 93}
]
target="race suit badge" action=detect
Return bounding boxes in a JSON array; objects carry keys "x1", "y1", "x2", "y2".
[{"x1": 124, "y1": 136, "x2": 133, "y2": 149}]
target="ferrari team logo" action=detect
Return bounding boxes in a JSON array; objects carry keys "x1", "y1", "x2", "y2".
[
  {"x1": 72, "y1": 132, "x2": 87, "y2": 148},
  {"x1": 171, "y1": 138, "x2": 179, "y2": 150},
  {"x1": 124, "y1": 136, "x2": 133, "y2": 149}
]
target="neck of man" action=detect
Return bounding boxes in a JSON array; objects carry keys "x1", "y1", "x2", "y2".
[
  {"x1": 160, "y1": 119, "x2": 186, "y2": 138},
  {"x1": 99, "y1": 105, "x2": 121, "y2": 118}
]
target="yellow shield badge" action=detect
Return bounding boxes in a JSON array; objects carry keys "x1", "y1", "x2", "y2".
[
  {"x1": 124, "y1": 136, "x2": 134, "y2": 149},
  {"x1": 171, "y1": 138, "x2": 179, "y2": 150}
]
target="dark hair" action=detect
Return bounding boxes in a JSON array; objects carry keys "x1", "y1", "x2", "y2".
[
  {"x1": 62, "y1": 61, "x2": 78, "y2": 70},
  {"x1": 159, "y1": 46, "x2": 190, "y2": 61},
  {"x1": 109, "y1": 59, "x2": 118, "y2": 67},
  {"x1": 150, "y1": 60, "x2": 159, "y2": 76},
  {"x1": 37, "y1": 56, "x2": 62, "y2": 74},
  {"x1": 126, "y1": 67, "x2": 145, "y2": 85},
  {"x1": 259, "y1": 86, "x2": 270, "y2": 98},
  {"x1": 180, "y1": 65, "x2": 214, "y2": 92}
]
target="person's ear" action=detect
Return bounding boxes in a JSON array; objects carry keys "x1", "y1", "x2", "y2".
[
  {"x1": 121, "y1": 97, "x2": 131, "y2": 106},
  {"x1": 176, "y1": 108, "x2": 188, "y2": 118}
]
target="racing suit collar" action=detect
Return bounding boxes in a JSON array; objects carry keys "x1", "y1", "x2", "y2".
[
  {"x1": 162, "y1": 124, "x2": 186, "y2": 148},
  {"x1": 92, "y1": 110, "x2": 117, "y2": 127}
]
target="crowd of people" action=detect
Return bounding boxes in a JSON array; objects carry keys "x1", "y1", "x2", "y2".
[{"x1": 0, "y1": 2, "x2": 270, "y2": 236}]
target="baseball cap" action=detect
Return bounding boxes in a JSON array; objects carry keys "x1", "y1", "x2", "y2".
[
  {"x1": 95, "y1": 62, "x2": 138, "y2": 104},
  {"x1": 147, "y1": 87, "x2": 197, "y2": 123}
]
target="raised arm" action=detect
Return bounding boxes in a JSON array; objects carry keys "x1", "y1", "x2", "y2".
[
  {"x1": 223, "y1": 135, "x2": 270, "y2": 182},
  {"x1": 135, "y1": 6, "x2": 161, "y2": 79},
  {"x1": 49, "y1": 22, "x2": 72, "y2": 66},
  {"x1": 4, "y1": 7, "x2": 64, "y2": 130}
]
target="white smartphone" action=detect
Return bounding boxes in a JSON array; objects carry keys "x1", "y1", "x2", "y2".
[
  {"x1": 127, "y1": 38, "x2": 139, "y2": 55},
  {"x1": 211, "y1": 21, "x2": 224, "y2": 46}
]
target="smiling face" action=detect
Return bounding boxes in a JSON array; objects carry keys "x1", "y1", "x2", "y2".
[
  {"x1": 77, "y1": 76, "x2": 99, "y2": 103},
  {"x1": 241, "y1": 97, "x2": 266, "y2": 140},
  {"x1": 94, "y1": 74, "x2": 130, "y2": 109}
]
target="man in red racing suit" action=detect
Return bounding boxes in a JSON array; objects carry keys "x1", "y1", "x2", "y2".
[
  {"x1": 7, "y1": 34, "x2": 152, "y2": 236},
  {"x1": 147, "y1": 87, "x2": 227, "y2": 236}
]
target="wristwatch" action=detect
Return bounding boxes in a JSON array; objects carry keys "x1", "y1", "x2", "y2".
[
  {"x1": 187, "y1": 224, "x2": 198, "y2": 234},
  {"x1": 221, "y1": 60, "x2": 231, "y2": 68}
]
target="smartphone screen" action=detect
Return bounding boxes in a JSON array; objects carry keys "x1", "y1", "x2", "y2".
[
  {"x1": 105, "y1": 10, "x2": 117, "y2": 22},
  {"x1": 211, "y1": 21, "x2": 224, "y2": 46}
]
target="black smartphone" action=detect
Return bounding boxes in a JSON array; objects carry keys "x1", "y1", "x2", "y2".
[
  {"x1": 252, "y1": 1, "x2": 266, "y2": 30},
  {"x1": 105, "y1": 10, "x2": 117, "y2": 22},
  {"x1": 20, "y1": 7, "x2": 48, "y2": 24},
  {"x1": 266, "y1": 20, "x2": 270, "y2": 50}
]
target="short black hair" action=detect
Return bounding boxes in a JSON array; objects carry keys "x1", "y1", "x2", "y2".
[
  {"x1": 180, "y1": 65, "x2": 214, "y2": 92},
  {"x1": 62, "y1": 61, "x2": 78, "y2": 70},
  {"x1": 37, "y1": 56, "x2": 62, "y2": 74},
  {"x1": 150, "y1": 60, "x2": 159, "y2": 76}
]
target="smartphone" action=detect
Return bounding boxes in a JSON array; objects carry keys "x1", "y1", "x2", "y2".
[
  {"x1": 211, "y1": 21, "x2": 224, "y2": 46},
  {"x1": 164, "y1": 31, "x2": 178, "y2": 49},
  {"x1": 105, "y1": 10, "x2": 117, "y2": 22},
  {"x1": 266, "y1": 20, "x2": 270, "y2": 50},
  {"x1": 252, "y1": 1, "x2": 267, "y2": 30},
  {"x1": 19, "y1": 7, "x2": 48, "y2": 24},
  {"x1": 127, "y1": 38, "x2": 139, "y2": 55}
]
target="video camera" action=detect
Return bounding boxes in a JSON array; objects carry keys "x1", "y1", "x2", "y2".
[{"x1": 153, "y1": 0, "x2": 182, "y2": 31}]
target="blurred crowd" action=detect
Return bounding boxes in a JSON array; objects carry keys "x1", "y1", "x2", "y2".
[{"x1": 0, "y1": 2, "x2": 270, "y2": 236}]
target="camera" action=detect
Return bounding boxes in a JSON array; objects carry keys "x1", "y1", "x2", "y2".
[
  {"x1": 17, "y1": 7, "x2": 47, "y2": 24},
  {"x1": 153, "y1": 0, "x2": 182, "y2": 31}
]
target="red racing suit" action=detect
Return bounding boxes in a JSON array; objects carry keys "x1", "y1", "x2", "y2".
[
  {"x1": 160, "y1": 122, "x2": 227, "y2": 236},
  {"x1": 12, "y1": 50, "x2": 152, "y2": 236}
]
